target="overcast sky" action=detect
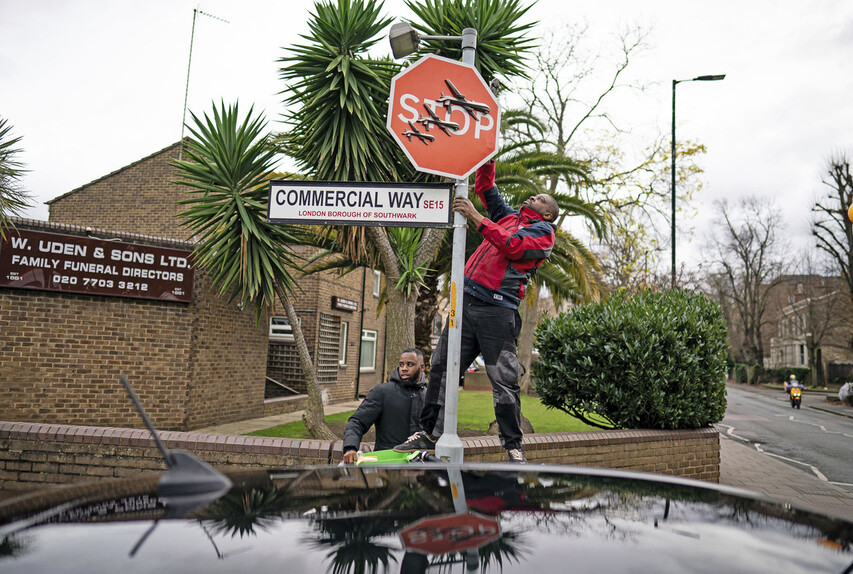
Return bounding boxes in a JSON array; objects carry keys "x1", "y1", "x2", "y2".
[{"x1": 2, "y1": 0, "x2": 852, "y2": 272}]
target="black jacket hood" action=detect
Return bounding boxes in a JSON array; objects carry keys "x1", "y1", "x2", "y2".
[{"x1": 390, "y1": 367, "x2": 426, "y2": 391}]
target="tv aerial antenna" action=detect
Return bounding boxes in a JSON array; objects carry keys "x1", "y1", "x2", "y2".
[{"x1": 180, "y1": 7, "x2": 229, "y2": 160}]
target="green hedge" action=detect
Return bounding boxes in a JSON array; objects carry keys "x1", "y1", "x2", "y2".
[
  {"x1": 749, "y1": 364, "x2": 764, "y2": 385},
  {"x1": 760, "y1": 366, "x2": 810, "y2": 386},
  {"x1": 533, "y1": 289, "x2": 728, "y2": 429}
]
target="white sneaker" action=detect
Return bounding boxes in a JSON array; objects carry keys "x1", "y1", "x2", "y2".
[{"x1": 507, "y1": 448, "x2": 527, "y2": 463}]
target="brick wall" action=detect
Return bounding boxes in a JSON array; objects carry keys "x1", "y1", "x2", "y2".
[
  {"x1": 0, "y1": 221, "x2": 268, "y2": 431},
  {"x1": 48, "y1": 142, "x2": 187, "y2": 240},
  {"x1": 0, "y1": 287, "x2": 193, "y2": 429},
  {"x1": 0, "y1": 422, "x2": 719, "y2": 491},
  {"x1": 184, "y1": 273, "x2": 269, "y2": 429}
]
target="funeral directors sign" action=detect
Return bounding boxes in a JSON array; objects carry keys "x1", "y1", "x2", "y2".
[
  {"x1": 268, "y1": 181, "x2": 454, "y2": 228},
  {"x1": 0, "y1": 229, "x2": 194, "y2": 302}
]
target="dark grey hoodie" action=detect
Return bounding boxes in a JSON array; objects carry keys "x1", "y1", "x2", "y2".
[{"x1": 342, "y1": 368, "x2": 426, "y2": 452}]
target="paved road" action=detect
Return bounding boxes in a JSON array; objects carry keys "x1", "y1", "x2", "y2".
[{"x1": 719, "y1": 384, "x2": 853, "y2": 496}]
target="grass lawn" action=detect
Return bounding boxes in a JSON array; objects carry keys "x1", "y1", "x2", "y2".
[{"x1": 247, "y1": 390, "x2": 605, "y2": 439}]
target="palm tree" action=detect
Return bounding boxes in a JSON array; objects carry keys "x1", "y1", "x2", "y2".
[
  {"x1": 0, "y1": 117, "x2": 30, "y2": 240},
  {"x1": 174, "y1": 101, "x2": 337, "y2": 440},
  {"x1": 278, "y1": 0, "x2": 538, "y2": 375}
]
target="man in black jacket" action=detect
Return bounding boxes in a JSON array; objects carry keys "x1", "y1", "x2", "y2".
[{"x1": 342, "y1": 349, "x2": 427, "y2": 463}]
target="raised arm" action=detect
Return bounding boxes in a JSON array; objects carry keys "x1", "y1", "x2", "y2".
[{"x1": 473, "y1": 161, "x2": 515, "y2": 222}]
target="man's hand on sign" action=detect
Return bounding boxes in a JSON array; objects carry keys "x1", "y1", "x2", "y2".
[
  {"x1": 452, "y1": 196, "x2": 484, "y2": 226},
  {"x1": 343, "y1": 449, "x2": 359, "y2": 464}
]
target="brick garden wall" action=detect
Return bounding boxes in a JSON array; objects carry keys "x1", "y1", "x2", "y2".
[
  {"x1": 263, "y1": 395, "x2": 309, "y2": 417},
  {"x1": 0, "y1": 422, "x2": 719, "y2": 491}
]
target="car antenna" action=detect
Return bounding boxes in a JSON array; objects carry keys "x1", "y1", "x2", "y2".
[
  {"x1": 119, "y1": 375, "x2": 231, "y2": 512},
  {"x1": 120, "y1": 375, "x2": 232, "y2": 558}
]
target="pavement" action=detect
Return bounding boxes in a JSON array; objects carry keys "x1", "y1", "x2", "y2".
[{"x1": 197, "y1": 387, "x2": 853, "y2": 522}]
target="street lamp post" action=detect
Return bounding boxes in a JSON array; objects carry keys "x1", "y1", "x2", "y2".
[
  {"x1": 389, "y1": 22, "x2": 479, "y2": 463},
  {"x1": 671, "y1": 74, "x2": 725, "y2": 288}
]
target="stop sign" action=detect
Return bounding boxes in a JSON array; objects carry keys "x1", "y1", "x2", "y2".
[
  {"x1": 387, "y1": 54, "x2": 500, "y2": 180},
  {"x1": 399, "y1": 512, "x2": 501, "y2": 555}
]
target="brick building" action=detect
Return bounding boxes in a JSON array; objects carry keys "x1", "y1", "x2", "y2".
[
  {"x1": 1, "y1": 142, "x2": 388, "y2": 430},
  {"x1": 0, "y1": 218, "x2": 269, "y2": 430},
  {"x1": 765, "y1": 275, "x2": 853, "y2": 384}
]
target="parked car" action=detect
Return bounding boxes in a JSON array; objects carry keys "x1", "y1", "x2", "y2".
[{"x1": 1, "y1": 461, "x2": 851, "y2": 573}]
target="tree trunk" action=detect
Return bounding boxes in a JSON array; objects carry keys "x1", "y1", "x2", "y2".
[
  {"x1": 415, "y1": 271, "x2": 440, "y2": 375},
  {"x1": 366, "y1": 226, "x2": 443, "y2": 377},
  {"x1": 275, "y1": 284, "x2": 337, "y2": 441},
  {"x1": 383, "y1": 282, "x2": 417, "y2": 377},
  {"x1": 518, "y1": 284, "x2": 539, "y2": 395}
]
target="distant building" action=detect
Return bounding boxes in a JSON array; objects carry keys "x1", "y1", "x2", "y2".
[{"x1": 764, "y1": 275, "x2": 853, "y2": 384}]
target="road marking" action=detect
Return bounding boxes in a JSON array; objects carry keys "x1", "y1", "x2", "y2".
[
  {"x1": 716, "y1": 423, "x2": 751, "y2": 443},
  {"x1": 752, "y1": 442, "x2": 829, "y2": 481},
  {"x1": 778, "y1": 414, "x2": 853, "y2": 439},
  {"x1": 717, "y1": 423, "x2": 834, "y2": 482}
]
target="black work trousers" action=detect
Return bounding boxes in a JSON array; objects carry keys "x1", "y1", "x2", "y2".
[{"x1": 420, "y1": 296, "x2": 524, "y2": 450}]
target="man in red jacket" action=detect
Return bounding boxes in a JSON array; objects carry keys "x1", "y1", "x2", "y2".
[{"x1": 395, "y1": 160, "x2": 558, "y2": 463}]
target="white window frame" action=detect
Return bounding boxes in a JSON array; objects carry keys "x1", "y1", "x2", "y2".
[
  {"x1": 360, "y1": 329, "x2": 377, "y2": 371},
  {"x1": 339, "y1": 321, "x2": 349, "y2": 366},
  {"x1": 269, "y1": 316, "x2": 300, "y2": 341},
  {"x1": 373, "y1": 269, "x2": 382, "y2": 297}
]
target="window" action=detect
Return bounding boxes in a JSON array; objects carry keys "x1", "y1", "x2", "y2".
[
  {"x1": 269, "y1": 316, "x2": 296, "y2": 341},
  {"x1": 339, "y1": 321, "x2": 348, "y2": 366},
  {"x1": 360, "y1": 329, "x2": 377, "y2": 370},
  {"x1": 798, "y1": 344, "x2": 806, "y2": 366},
  {"x1": 373, "y1": 269, "x2": 382, "y2": 297}
]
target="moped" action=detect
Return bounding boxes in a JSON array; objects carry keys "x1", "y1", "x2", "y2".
[{"x1": 789, "y1": 386, "x2": 802, "y2": 409}]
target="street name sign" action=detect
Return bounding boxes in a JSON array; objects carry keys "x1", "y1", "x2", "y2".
[{"x1": 268, "y1": 180, "x2": 453, "y2": 228}]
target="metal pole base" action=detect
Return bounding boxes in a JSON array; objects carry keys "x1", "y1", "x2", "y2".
[{"x1": 435, "y1": 432, "x2": 464, "y2": 463}]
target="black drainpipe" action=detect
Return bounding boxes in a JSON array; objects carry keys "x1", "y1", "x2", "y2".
[{"x1": 354, "y1": 266, "x2": 367, "y2": 399}]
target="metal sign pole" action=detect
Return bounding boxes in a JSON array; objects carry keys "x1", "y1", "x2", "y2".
[{"x1": 435, "y1": 27, "x2": 477, "y2": 463}]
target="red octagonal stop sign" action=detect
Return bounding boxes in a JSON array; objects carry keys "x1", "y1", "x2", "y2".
[
  {"x1": 399, "y1": 512, "x2": 501, "y2": 555},
  {"x1": 387, "y1": 54, "x2": 500, "y2": 180}
]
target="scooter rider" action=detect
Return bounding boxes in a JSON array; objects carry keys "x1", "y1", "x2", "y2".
[{"x1": 785, "y1": 374, "x2": 802, "y2": 394}]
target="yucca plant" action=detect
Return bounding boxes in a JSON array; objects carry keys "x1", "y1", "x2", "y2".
[
  {"x1": 174, "y1": 101, "x2": 337, "y2": 440},
  {"x1": 0, "y1": 117, "x2": 30, "y2": 240},
  {"x1": 279, "y1": 0, "x2": 539, "y2": 374},
  {"x1": 406, "y1": 0, "x2": 536, "y2": 81}
]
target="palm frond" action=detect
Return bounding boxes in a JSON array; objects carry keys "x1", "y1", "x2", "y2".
[
  {"x1": 173, "y1": 101, "x2": 301, "y2": 317},
  {"x1": 0, "y1": 117, "x2": 30, "y2": 239},
  {"x1": 406, "y1": 0, "x2": 538, "y2": 81}
]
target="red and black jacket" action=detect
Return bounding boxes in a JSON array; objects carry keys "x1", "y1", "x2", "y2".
[{"x1": 464, "y1": 162, "x2": 555, "y2": 309}]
